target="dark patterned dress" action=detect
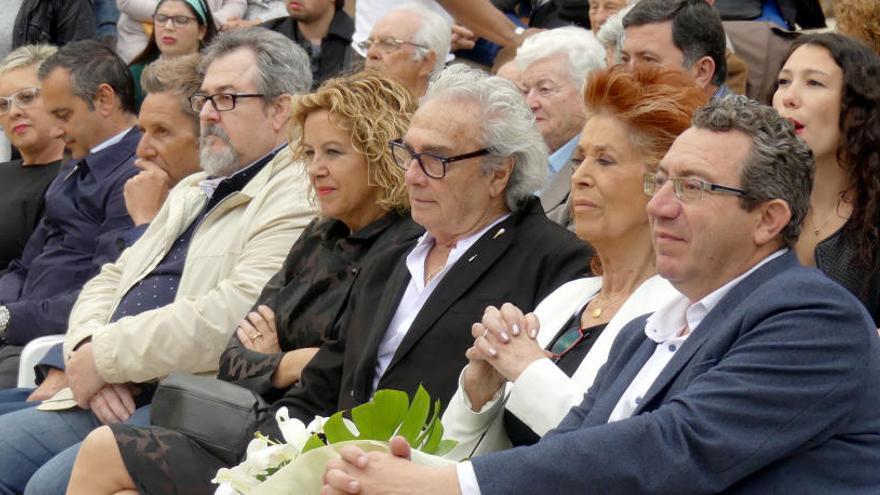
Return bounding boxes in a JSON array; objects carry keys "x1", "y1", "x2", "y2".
[{"x1": 110, "y1": 211, "x2": 423, "y2": 495}]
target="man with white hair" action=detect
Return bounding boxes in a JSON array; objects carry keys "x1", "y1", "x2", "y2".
[
  {"x1": 514, "y1": 27, "x2": 605, "y2": 228},
  {"x1": 359, "y1": 3, "x2": 451, "y2": 98}
]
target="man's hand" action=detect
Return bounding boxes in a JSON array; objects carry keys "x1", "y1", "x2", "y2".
[
  {"x1": 322, "y1": 436, "x2": 460, "y2": 495},
  {"x1": 450, "y1": 24, "x2": 476, "y2": 51},
  {"x1": 26, "y1": 367, "x2": 68, "y2": 402},
  {"x1": 66, "y1": 342, "x2": 107, "y2": 408},
  {"x1": 88, "y1": 384, "x2": 136, "y2": 424},
  {"x1": 220, "y1": 17, "x2": 262, "y2": 31},
  {"x1": 124, "y1": 158, "x2": 171, "y2": 226},
  {"x1": 236, "y1": 305, "x2": 281, "y2": 354}
]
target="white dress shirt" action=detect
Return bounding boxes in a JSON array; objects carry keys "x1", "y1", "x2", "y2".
[
  {"x1": 456, "y1": 249, "x2": 787, "y2": 494},
  {"x1": 90, "y1": 127, "x2": 133, "y2": 154},
  {"x1": 371, "y1": 214, "x2": 510, "y2": 393}
]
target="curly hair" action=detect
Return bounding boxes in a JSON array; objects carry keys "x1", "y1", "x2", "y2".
[
  {"x1": 835, "y1": 0, "x2": 880, "y2": 56},
  {"x1": 290, "y1": 72, "x2": 416, "y2": 212},
  {"x1": 583, "y1": 64, "x2": 708, "y2": 169},
  {"x1": 784, "y1": 33, "x2": 880, "y2": 265}
]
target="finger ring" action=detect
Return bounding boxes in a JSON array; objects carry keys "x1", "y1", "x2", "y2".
[
  {"x1": 252, "y1": 332, "x2": 262, "y2": 340},
  {"x1": 482, "y1": 329, "x2": 489, "y2": 338}
]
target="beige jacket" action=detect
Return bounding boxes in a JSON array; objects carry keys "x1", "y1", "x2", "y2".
[{"x1": 60, "y1": 147, "x2": 315, "y2": 389}]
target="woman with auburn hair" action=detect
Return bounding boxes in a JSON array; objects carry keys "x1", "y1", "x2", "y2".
[
  {"x1": 773, "y1": 32, "x2": 880, "y2": 324},
  {"x1": 442, "y1": 64, "x2": 707, "y2": 457},
  {"x1": 834, "y1": 0, "x2": 880, "y2": 55},
  {"x1": 66, "y1": 72, "x2": 424, "y2": 495}
]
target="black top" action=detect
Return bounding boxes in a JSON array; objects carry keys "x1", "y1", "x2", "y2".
[
  {"x1": 504, "y1": 305, "x2": 608, "y2": 446},
  {"x1": 815, "y1": 224, "x2": 880, "y2": 326},
  {"x1": 217, "y1": 211, "x2": 424, "y2": 402},
  {"x1": 262, "y1": 9, "x2": 354, "y2": 88},
  {"x1": 0, "y1": 159, "x2": 61, "y2": 272}
]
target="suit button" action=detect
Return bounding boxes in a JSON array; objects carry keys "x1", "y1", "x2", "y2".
[{"x1": 350, "y1": 390, "x2": 355, "y2": 397}]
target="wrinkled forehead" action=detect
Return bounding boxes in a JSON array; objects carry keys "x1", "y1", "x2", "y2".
[
  {"x1": 370, "y1": 11, "x2": 421, "y2": 41},
  {"x1": 201, "y1": 49, "x2": 260, "y2": 93},
  {"x1": 405, "y1": 98, "x2": 482, "y2": 152},
  {"x1": 659, "y1": 127, "x2": 751, "y2": 183},
  {"x1": 521, "y1": 53, "x2": 576, "y2": 87}
]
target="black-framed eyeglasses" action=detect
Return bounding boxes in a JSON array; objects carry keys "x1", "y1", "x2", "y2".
[
  {"x1": 153, "y1": 13, "x2": 198, "y2": 27},
  {"x1": 389, "y1": 139, "x2": 492, "y2": 179},
  {"x1": 549, "y1": 325, "x2": 594, "y2": 362},
  {"x1": 643, "y1": 172, "x2": 748, "y2": 202},
  {"x1": 0, "y1": 87, "x2": 40, "y2": 114},
  {"x1": 356, "y1": 37, "x2": 429, "y2": 54},
  {"x1": 189, "y1": 93, "x2": 265, "y2": 113}
]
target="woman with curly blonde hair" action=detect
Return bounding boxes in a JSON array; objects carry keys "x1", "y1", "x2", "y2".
[
  {"x1": 835, "y1": 0, "x2": 880, "y2": 55},
  {"x1": 66, "y1": 72, "x2": 426, "y2": 495}
]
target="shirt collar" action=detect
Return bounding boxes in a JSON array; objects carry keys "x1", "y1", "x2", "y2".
[
  {"x1": 89, "y1": 126, "x2": 132, "y2": 155},
  {"x1": 712, "y1": 84, "x2": 733, "y2": 101},
  {"x1": 548, "y1": 134, "x2": 580, "y2": 176},
  {"x1": 644, "y1": 249, "x2": 788, "y2": 343}
]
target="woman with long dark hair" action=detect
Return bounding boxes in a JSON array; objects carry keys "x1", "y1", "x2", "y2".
[{"x1": 773, "y1": 32, "x2": 880, "y2": 323}]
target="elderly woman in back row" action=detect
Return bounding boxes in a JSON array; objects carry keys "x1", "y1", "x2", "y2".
[
  {"x1": 67, "y1": 71, "x2": 424, "y2": 494},
  {"x1": 443, "y1": 65, "x2": 708, "y2": 457}
]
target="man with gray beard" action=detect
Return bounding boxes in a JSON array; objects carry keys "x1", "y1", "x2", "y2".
[{"x1": 0, "y1": 28, "x2": 315, "y2": 494}]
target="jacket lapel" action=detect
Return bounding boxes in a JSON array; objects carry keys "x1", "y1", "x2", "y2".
[
  {"x1": 381, "y1": 219, "x2": 516, "y2": 378},
  {"x1": 350, "y1": 256, "x2": 412, "y2": 397},
  {"x1": 539, "y1": 161, "x2": 574, "y2": 216},
  {"x1": 631, "y1": 252, "x2": 798, "y2": 415}
]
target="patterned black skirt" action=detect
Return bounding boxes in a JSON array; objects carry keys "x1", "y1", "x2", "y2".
[{"x1": 110, "y1": 423, "x2": 228, "y2": 495}]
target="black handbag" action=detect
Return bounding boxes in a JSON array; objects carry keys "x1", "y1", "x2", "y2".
[{"x1": 150, "y1": 373, "x2": 271, "y2": 465}]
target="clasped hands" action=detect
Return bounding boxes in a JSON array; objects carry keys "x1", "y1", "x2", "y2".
[
  {"x1": 462, "y1": 303, "x2": 547, "y2": 411},
  {"x1": 67, "y1": 342, "x2": 138, "y2": 425}
]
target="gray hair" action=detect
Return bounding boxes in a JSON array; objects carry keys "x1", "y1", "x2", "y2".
[
  {"x1": 597, "y1": 5, "x2": 635, "y2": 64},
  {"x1": 199, "y1": 27, "x2": 312, "y2": 103},
  {"x1": 514, "y1": 26, "x2": 606, "y2": 93},
  {"x1": 141, "y1": 54, "x2": 202, "y2": 133},
  {"x1": 692, "y1": 95, "x2": 814, "y2": 247},
  {"x1": 389, "y1": 3, "x2": 451, "y2": 74},
  {"x1": 0, "y1": 44, "x2": 57, "y2": 78},
  {"x1": 423, "y1": 65, "x2": 548, "y2": 211}
]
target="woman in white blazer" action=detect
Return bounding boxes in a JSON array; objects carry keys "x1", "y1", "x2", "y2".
[{"x1": 442, "y1": 65, "x2": 709, "y2": 458}]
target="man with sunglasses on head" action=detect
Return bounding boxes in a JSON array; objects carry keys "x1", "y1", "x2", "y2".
[
  {"x1": 360, "y1": 3, "x2": 451, "y2": 98},
  {"x1": 0, "y1": 28, "x2": 316, "y2": 494},
  {"x1": 322, "y1": 96, "x2": 880, "y2": 495}
]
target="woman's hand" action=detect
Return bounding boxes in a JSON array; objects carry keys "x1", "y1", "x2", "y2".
[
  {"x1": 475, "y1": 303, "x2": 545, "y2": 382},
  {"x1": 236, "y1": 305, "x2": 281, "y2": 354}
]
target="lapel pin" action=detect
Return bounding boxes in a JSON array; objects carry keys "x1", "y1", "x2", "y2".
[
  {"x1": 468, "y1": 254, "x2": 478, "y2": 263},
  {"x1": 493, "y1": 228, "x2": 506, "y2": 239}
]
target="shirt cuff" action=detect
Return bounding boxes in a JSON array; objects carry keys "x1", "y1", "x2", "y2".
[
  {"x1": 456, "y1": 461, "x2": 482, "y2": 495},
  {"x1": 34, "y1": 343, "x2": 66, "y2": 384}
]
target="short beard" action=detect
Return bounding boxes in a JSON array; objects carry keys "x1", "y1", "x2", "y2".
[{"x1": 199, "y1": 123, "x2": 241, "y2": 177}]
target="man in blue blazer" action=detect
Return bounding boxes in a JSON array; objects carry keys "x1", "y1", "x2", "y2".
[{"x1": 321, "y1": 96, "x2": 880, "y2": 494}]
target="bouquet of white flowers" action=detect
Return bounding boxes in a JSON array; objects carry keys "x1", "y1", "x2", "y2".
[{"x1": 213, "y1": 386, "x2": 457, "y2": 495}]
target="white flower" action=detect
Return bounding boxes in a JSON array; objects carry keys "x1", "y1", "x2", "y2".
[
  {"x1": 275, "y1": 408, "x2": 312, "y2": 451},
  {"x1": 212, "y1": 438, "x2": 298, "y2": 494}
]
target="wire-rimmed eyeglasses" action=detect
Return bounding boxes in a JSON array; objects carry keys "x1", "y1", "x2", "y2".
[{"x1": 643, "y1": 172, "x2": 748, "y2": 202}]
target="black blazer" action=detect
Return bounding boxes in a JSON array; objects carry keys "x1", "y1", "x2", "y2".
[{"x1": 260, "y1": 197, "x2": 591, "y2": 437}]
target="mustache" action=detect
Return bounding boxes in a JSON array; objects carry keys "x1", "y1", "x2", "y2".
[{"x1": 199, "y1": 123, "x2": 233, "y2": 149}]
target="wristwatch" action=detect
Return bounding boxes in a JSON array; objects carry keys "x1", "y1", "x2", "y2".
[{"x1": 0, "y1": 306, "x2": 8, "y2": 344}]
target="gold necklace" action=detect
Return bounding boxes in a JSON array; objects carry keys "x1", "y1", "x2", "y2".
[
  {"x1": 588, "y1": 293, "x2": 626, "y2": 319},
  {"x1": 425, "y1": 266, "x2": 444, "y2": 285},
  {"x1": 809, "y1": 196, "x2": 846, "y2": 236}
]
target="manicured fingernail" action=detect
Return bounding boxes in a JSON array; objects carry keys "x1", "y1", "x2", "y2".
[
  {"x1": 500, "y1": 332, "x2": 510, "y2": 342},
  {"x1": 530, "y1": 328, "x2": 538, "y2": 338},
  {"x1": 489, "y1": 347, "x2": 497, "y2": 356},
  {"x1": 511, "y1": 324, "x2": 520, "y2": 336},
  {"x1": 349, "y1": 480, "x2": 358, "y2": 491}
]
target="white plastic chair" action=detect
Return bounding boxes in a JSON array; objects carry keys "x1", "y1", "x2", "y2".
[{"x1": 16, "y1": 335, "x2": 65, "y2": 388}]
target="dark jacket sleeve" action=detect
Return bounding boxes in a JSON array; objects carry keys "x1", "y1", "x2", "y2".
[{"x1": 4, "y1": 171, "x2": 135, "y2": 344}]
